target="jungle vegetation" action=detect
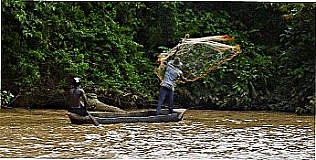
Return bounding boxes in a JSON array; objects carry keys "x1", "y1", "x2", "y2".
[{"x1": 1, "y1": 1, "x2": 315, "y2": 114}]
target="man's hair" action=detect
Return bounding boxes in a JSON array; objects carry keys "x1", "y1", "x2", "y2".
[
  {"x1": 172, "y1": 57, "x2": 183, "y2": 68},
  {"x1": 72, "y1": 77, "x2": 81, "y2": 86}
]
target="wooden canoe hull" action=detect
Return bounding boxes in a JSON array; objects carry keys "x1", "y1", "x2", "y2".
[{"x1": 67, "y1": 109, "x2": 187, "y2": 124}]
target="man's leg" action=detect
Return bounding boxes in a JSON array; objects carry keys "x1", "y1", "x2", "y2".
[
  {"x1": 168, "y1": 90, "x2": 174, "y2": 114},
  {"x1": 157, "y1": 87, "x2": 167, "y2": 115}
]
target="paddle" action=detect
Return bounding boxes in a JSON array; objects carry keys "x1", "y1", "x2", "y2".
[{"x1": 87, "y1": 110, "x2": 99, "y2": 126}]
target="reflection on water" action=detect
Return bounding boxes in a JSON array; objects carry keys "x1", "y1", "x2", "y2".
[{"x1": 0, "y1": 108, "x2": 314, "y2": 159}]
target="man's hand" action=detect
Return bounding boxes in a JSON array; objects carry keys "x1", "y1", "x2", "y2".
[{"x1": 180, "y1": 77, "x2": 188, "y2": 83}]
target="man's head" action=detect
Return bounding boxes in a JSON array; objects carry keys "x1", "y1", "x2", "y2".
[
  {"x1": 172, "y1": 57, "x2": 183, "y2": 68},
  {"x1": 72, "y1": 77, "x2": 81, "y2": 87}
]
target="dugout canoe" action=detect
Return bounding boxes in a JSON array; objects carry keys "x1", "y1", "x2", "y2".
[{"x1": 67, "y1": 109, "x2": 187, "y2": 124}]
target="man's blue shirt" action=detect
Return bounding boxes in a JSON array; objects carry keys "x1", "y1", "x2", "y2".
[{"x1": 161, "y1": 60, "x2": 183, "y2": 91}]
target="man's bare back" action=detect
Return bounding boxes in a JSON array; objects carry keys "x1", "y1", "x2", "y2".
[{"x1": 68, "y1": 88, "x2": 87, "y2": 108}]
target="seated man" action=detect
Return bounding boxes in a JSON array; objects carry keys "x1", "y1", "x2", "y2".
[
  {"x1": 66, "y1": 77, "x2": 99, "y2": 126},
  {"x1": 67, "y1": 77, "x2": 89, "y2": 116}
]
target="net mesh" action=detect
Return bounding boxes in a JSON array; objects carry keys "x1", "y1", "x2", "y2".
[{"x1": 155, "y1": 34, "x2": 242, "y2": 83}]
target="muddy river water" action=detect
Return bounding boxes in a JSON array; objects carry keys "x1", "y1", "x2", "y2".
[{"x1": 0, "y1": 108, "x2": 314, "y2": 159}]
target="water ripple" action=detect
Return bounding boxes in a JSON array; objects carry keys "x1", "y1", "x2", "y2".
[{"x1": 0, "y1": 109, "x2": 314, "y2": 159}]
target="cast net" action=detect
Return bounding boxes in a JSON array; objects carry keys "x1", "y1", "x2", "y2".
[{"x1": 155, "y1": 34, "x2": 242, "y2": 83}]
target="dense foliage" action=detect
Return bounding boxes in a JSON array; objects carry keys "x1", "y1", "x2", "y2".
[{"x1": 1, "y1": 1, "x2": 315, "y2": 114}]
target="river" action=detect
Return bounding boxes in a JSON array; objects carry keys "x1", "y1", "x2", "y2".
[{"x1": 0, "y1": 108, "x2": 314, "y2": 159}]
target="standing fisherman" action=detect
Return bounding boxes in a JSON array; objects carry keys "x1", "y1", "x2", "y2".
[
  {"x1": 156, "y1": 57, "x2": 187, "y2": 115},
  {"x1": 67, "y1": 77, "x2": 99, "y2": 126}
]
